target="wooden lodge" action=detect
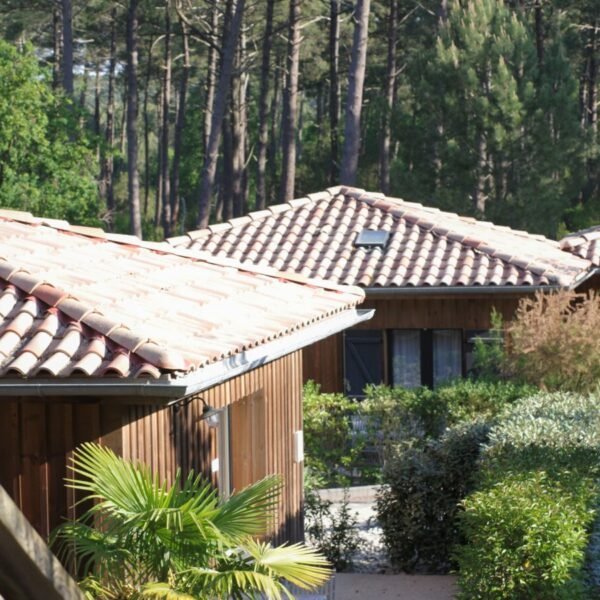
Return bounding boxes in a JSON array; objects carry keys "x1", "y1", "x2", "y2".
[
  {"x1": 168, "y1": 186, "x2": 599, "y2": 396},
  {"x1": 0, "y1": 210, "x2": 369, "y2": 545}
]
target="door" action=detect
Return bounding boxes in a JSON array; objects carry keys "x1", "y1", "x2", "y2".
[{"x1": 228, "y1": 391, "x2": 267, "y2": 493}]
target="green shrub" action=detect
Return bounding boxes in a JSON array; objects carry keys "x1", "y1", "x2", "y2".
[
  {"x1": 304, "y1": 488, "x2": 362, "y2": 572},
  {"x1": 377, "y1": 420, "x2": 490, "y2": 573},
  {"x1": 360, "y1": 380, "x2": 532, "y2": 465},
  {"x1": 359, "y1": 385, "x2": 442, "y2": 465},
  {"x1": 456, "y1": 392, "x2": 600, "y2": 599},
  {"x1": 456, "y1": 473, "x2": 594, "y2": 599},
  {"x1": 470, "y1": 309, "x2": 506, "y2": 381},
  {"x1": 303, "y1": 381, "x2": 364, "y2": 486},
  {"x1": 436, "y1": 379, "x2": 535, "y2": 425}
]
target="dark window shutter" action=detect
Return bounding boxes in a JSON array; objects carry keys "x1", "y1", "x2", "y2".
[{"x1": 343, "y1": 330, "x2": 384, "y2": 398}]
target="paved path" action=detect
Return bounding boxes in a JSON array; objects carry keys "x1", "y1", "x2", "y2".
[{"x1": 334, "y1": 573, "x2": 457, "y2": 599}]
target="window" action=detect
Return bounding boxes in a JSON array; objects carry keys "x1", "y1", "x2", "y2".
[
  {"x1": 343, "y1": 330, "x2": 384, "y2": 397},
  {"x1": 464, "y1": 329, "x2": 503, "y2": 375},
  {"x1": 344, "y1": 328, "x2": 467, "y2": 397},
  {"x1": 391, "y1": 330, "x2": 421, "y2": 388},
  {"x1": 432, "y1": 330, "x2": 462, "y2": 386}
]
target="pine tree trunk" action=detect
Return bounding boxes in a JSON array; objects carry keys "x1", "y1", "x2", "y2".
[
  {"x1": 256, "y1": 0, "x2": 275, "y2": 210},
  {"x1": 268, "y1": 58, "x2": 282, "y2": 203},
  {"x1": 61, "y1": 0, "x2": 74, "y2": 96},
  {"x1": 588, "y1": 21, "x2": 598, "y2": 132},
  {"x1": 126, "y1": 0, "x2": 142, "y2": 238},
  {"x1": 197, "y1": 0, "x2": 246, "y2": 228},
  {"x1": 231, "y1": 29, "x2": 246, "y2": 218},
  {"x1": 380, "y1": 0, "x2": 398, "y2": 194},
  {"x1": 203, "y1": 0, "x2": 220, "y2": 158},
  {"x1": 170, "y1": 20, "x2": 190, "y2": 231},
  {"x1": 472, "y1": 131, "x2": 487, "y2": 214},
  {"x1": 220, "y1": 112, "x2": 234, "y2": 221},
  {"x1": 340, "y1": 0, "x2": 371, "y2": 186},
  {"x1": 154, "y1": 87, "x2": 163, "y2": 229},
  {"x1": 101, "y1": 8, "x2": 117, "y2": 222},
  {"x1": 534, "y1": 0, "x2": 544, "y2": 70},
  {"x1": 52, "y1": 7, "x2": 62, "y2": 89},
  {"x1": 280, "y1": 0, "x2": 301, "y2": 201},
  {"x1": 142, "y1": 37, "x2": 153, "y2": 217},
  {"x1": 92, "y1": 65, "x2": 100, "y2": 136},
  {"x1": 161, "y1": 2, "x2": 172, "y2": 237},
  {"x1": 329, "y1": 0, "x2": 340, "y2": 183},
  {"x1": 79, "y1": 64, "x2": 89, "y2": 111}
]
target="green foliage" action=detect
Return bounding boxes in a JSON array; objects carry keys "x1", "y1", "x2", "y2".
[
  {"x1": 377, "y1": 420, "x2": 490, "y2": 573},
  {"x1": 434, "y1": 379, "x2": 536, "y2": 425},
  {"x1": 457, "y1": 473, "x2": 593, "y2": 599},
  {"x1": 360, "y1": 380, "x2": 533, "y2": 463},
  {"x1": 471, "y1": 310, "x2": 505, "y2": 381},
  {"x1": 0, "y1": 40, "x2": 100, "y2": 225},
  {"x1": 304, "y1": 488, "x2": 362, "y2": 572},
  {"x1": 455, "y1": 392, "x2": 600, "y2": 599},
  {"x1": 52, "y1": 443, "x2": 331, "y2": 599},
  {"x1": 386, "y1": 0, "x2": 588, "y2": 237},
  {"x1": 303, "y1": 381, "x2": 365, "y2": 486}
]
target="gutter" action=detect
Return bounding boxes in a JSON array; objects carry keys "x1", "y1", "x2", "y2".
[
  {"x1": 364, "y1": 267, "x2": 600, "y2": 297},
  {"x1": 171, "y1": 307, "x2": 374, "y2": 399},
  {"x1": 0, "y1": 308, "x2": 373, "y2": 399},
  {"x1": 365, "y1": 285, "x2": 562, "y2": 297}
]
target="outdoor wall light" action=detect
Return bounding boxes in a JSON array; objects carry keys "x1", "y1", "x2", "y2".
[
  {"x1": 199, "y1": 397, "x2": 221, "y2": 429},
  {"x1": 170, "y1": 394, "x2": 220, "y2": 428}
]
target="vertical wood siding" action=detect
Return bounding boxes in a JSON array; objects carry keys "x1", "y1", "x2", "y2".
[
  {"x1": 304, "y1": 295, "x2": 524, "y2": 392},
  {"x1": 0, "y1": 350, "x2": 305, "y2": 546},
  {"x1": 122, "y1": 351, "x2": 305, "y2": 544},
  {"x1": 0, "y1": 400, "x2": 125, "y2": 540}
]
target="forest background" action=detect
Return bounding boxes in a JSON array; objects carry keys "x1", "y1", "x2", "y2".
[{"x1": 0, "y1": 0, "x2": 598, "y2": 241}]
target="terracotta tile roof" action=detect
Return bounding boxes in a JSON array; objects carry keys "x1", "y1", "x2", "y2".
[
  {"x1": 560, "y1": 226, "x2": 600, "y2": 266},
  {"x1": 168, "y1": 187, "x2": 593, "y2": 289},
  {"x1": 0, "y1": 211, "x2": 364, "y2": 379}
]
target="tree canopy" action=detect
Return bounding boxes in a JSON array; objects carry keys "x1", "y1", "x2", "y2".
[
  {"x1": 0, "y1": 0, "x2": 597, "y2": 239},
  {"x1": 0, "y1": 39, "x2": 100, "y2": 225}
]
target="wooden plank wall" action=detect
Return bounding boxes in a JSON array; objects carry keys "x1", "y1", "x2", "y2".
[
  {"x1": 122, "y1": 350, "x2": 305, "y2": 544},
  {"x1": 0, "y1": 351, "x2": 305, "y2": 547},
  {"x1": 304, "y1": 294, "x2": 524, "y2": 393},
  {"x1": 0, "y1": 401, "x2": 125, "y2": 541}
]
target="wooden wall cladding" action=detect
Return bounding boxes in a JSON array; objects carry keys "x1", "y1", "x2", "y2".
[
  {"x1": 0, "y1": 350, "x2": 305, "y2": 547},
  {"x1": 0, "y1": 401, "x2": 124, "y2": 540},
  {"x1": 303, "y1": 294, "x2": 524, "y2": 393},
  {"x1": 123, "y1": 350, "x2": 305, "y2": 545}
]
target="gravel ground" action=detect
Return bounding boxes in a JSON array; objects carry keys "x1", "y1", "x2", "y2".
[
  {"x1": 309, "y1": 487, "x2": 457, "y2": 599},
  {"x1": 316, "y1": 485, "x2": 389, "y2": 573}
]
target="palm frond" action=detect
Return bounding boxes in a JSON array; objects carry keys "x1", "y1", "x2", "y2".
[
  {"x1": 142, "y1": 582, "x2": 196, "y2": 600},
  {"x1": 243, "y1": 539, "x2": 333, "y2": 590},
  {"x1": 181, "y1": 566, "x2": 293, "y2": 600},
  {"x1": 51, "y1": 520, "x2": 130, "y2": 577},
  {"x1": 212, "y1": 475, "x2": 283, "y2": 539},
  {"x1": 67, "y1": 443, "x2": 227, "y2": 547}
]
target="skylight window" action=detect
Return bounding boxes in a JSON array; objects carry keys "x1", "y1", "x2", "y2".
[{"x1": 354, "y1": 229, "x2": 390, "y2": 249}]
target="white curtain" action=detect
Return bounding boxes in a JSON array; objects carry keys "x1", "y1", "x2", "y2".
[
  {"x1": 433, "y1": 330, "x2": 462, "y2": 387},
  {"x1": 391, "y1": 330, "x2": 421, "y2": 388}
]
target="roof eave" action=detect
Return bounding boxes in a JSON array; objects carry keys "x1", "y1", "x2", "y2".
[
  {"x1": 0, "y1": 307, "x2": 373, "y2": 399},
  {"x1": 170, "y1": 307, "x2": 374, "y2": 400}
]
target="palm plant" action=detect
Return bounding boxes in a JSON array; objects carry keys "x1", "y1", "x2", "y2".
[{"x1": 52, "y1": 442, "x2": 331, "y2": 599}]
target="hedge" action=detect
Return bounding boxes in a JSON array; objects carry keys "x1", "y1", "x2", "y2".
[
  {"x1": 376, "y1": 420, "x2": 490, "y2": 573},
  {"x1": 455, "y1": 392, "x2": 600, "y2": 599}
]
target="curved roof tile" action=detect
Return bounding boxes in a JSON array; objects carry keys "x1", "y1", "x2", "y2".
[
  {"x1": 0, "y1": 211, "x2": 365, "y2": 379},
  {"x1": 169, "y1": 187, "x2": 594, "y2": 289}
]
